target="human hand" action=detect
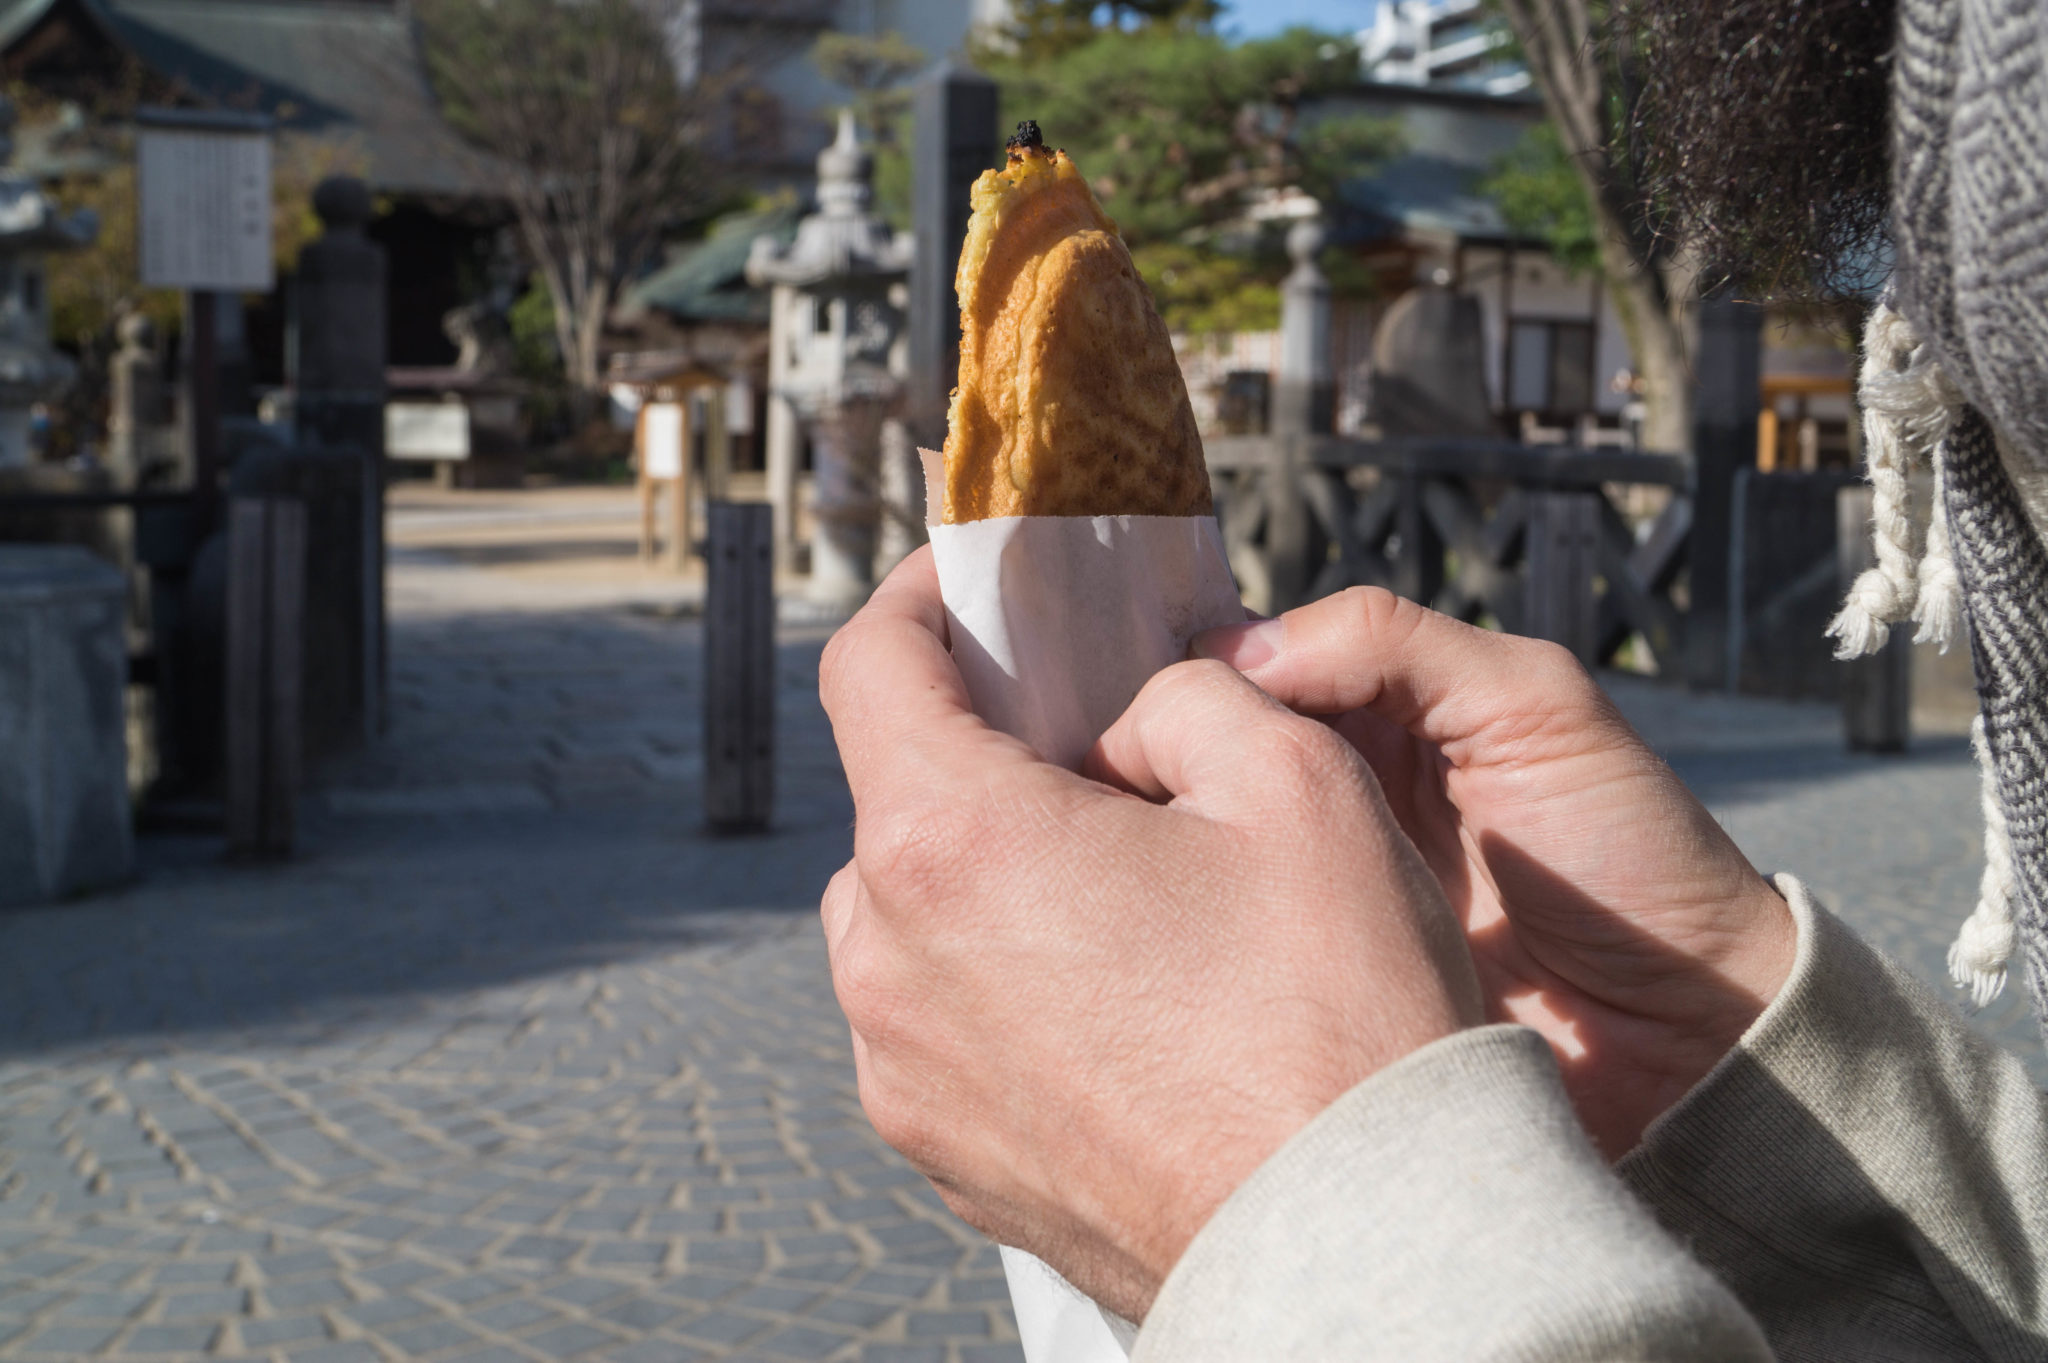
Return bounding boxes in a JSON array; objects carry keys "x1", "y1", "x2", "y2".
[
  {"x1": 1195, "y1": 589, "x2": 1796, "y2": 1159},
  {"x1": 819, "y1": 550, "x2": 1480, "y2": 1320}
]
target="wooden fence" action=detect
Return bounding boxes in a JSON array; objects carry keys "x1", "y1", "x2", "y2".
[{"x1": 1206, "y1": 435, "x2": 1692, "y2": 671}]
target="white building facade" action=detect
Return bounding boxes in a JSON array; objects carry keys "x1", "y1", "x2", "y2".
[{"x1": 1358, "y1": 0, "x2": 1528, "y2": 95}]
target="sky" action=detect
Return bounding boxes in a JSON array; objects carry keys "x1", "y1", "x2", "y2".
[{"x1": 1218, "y1": 0, "x2": 1375, "y2": 39}]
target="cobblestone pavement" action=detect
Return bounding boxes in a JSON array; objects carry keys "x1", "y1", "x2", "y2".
[{"x1": 2, "y1": 490, "x2": 2039, "y2": 1361}]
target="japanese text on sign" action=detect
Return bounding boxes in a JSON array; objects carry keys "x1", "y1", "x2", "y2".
[{"x1": 137, "y1": 129, "x2": 274, "y2": 292}]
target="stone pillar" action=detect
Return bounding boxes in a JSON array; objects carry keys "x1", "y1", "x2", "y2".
[
  {"x1": 875, "y1": 415, "x2": 923, "y2": 574},
  {"x1": 289, "y1": 175, "x2": 388, "y2": 741},
  {"x1": 1273, "y1": 217, "x2": 1333, "y2": 437},
  {"x1": 1684, "y1": 295, "x2": 1763, "y2": 691},
  {"x1": 0, "y1": 545, "x2": 132, "y2": 907},
  {"x1": 107, "y1": 312, "x2": 169, "y2": 486},
  {"x1": 807, "y1": 401, "x2": 883, "y2": 612},
  {"x1": 293, "y1": 177, "x2": 387, "y2": 453},
  {"x1": 1264, "y1": 217, "x2": 1332, "y2": 612},
  {"x1": 765, "y1": 285, "x2": 802, "y2": 576},
  {"x1": 909, "y1": 60, "x2": 998, "y2": 442}
]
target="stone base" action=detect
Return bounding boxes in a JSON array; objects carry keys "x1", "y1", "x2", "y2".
[{"x1": 0, "y1": 545, "x2": 132, "y2": 908}]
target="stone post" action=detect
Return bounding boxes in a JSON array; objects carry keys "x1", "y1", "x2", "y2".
[
  {"x1": 294, "y1": 177, "x2": 387, "y2": 453},
  {"x1": 290, "y1": 175, "x2": 388, "y2": 740},
  {"x1": 107, "y1": 311, "x2": 169, "y2": 486},
  {"x1": 1265, "y1": 216, "x2": 1332, "y2": 611},
  {"x1": 1273, "y1": 217, "x2": 1334, "y2": 437},
  {"x1": 764, "y1": 283, "x2": 802, "y2": 577},
  {"x1": 807, "y1": 398, "x2": 884, "y2": 612},
  {"x1": 0, "y1": 545, "x2": 132, "y2": 907},
  {"x1": 909, "y1": 60, "x2": 997, "y2": 443},
  {"x1": 1684, "y1": 295, "x2": 1763, "y2": 691}
]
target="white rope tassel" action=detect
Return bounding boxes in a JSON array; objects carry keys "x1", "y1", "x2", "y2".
[
  {"x1": 1951, "y1": 714, "x2": 2018, "y2": 1008},
  {"x1": 1827, "y1": 303, "x2": 1957, "y2": 659},
  {"x1": 1915, "y1": 453, "x2": 1963, "y2": 650}
]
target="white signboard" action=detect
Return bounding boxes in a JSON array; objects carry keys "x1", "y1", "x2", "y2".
[
  {"x1": 385, "y1": 403, "x2": 470, "y2": 461},
  {"x1": 137, "y1": 128, "x2": 274, "y2": 291},
  {"x1": 643, "y1": 402, "x2": 686, "y2": 480}
]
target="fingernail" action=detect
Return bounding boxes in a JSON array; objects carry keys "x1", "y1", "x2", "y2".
[{"x1": 1192, "y1": 618, "x2": 1283, "y2": 670}]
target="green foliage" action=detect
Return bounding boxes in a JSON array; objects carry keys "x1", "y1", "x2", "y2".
[
  {"x1": 1481, "y1": 122, "x2": 1602, "y2": 276},
  {"x1": 509, "y1": 279, "x2": 561, "y2": 383},
  {"x1": 974, "y1": 23, "x2": 1400, "y2": 334},
  {"x1": 1131, "y1": 241, "x2": 1280, "y2": 336},
  {"x1": 992, "y1": 0, "x2": 1225, "y2": 53}
]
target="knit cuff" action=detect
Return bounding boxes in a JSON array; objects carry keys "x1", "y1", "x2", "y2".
[{"x1": 1135, "y1": 1025, "x2": 1767, "y2": 1361}]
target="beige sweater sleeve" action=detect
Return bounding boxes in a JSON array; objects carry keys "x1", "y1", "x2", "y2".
[
  {"x1": 1619, "y1": 875, "x2": 2048, "y2": 1361},
  {"x1": 1133, "y1": 1023, "x2": 1771, "y2": 1361}
]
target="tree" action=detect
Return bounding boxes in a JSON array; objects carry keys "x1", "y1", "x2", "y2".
[
  {"x1": 418, "y1": 0, "x2": 735, "y2": 408},
  {"x1": 1491, "y1": 0, "x2": 1694, "y2": 453},
  {"x1": 974, "y1": 20, "x2": 1401, "y2": 336},
  {"x1": 1479, "y1": 122, "x2": 1600, "y2": 277}
]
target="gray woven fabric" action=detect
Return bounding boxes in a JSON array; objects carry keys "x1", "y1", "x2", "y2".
[
  {"x1": 1891, "y1": 0, "x2": 2048, "y2": 1038},
  {"x1": 1937, "y1": 411, "x2": 2048, "y2": 1026},
  {"x1": 1894, "y1": 0, "x2": 2048, "y2": 464}
]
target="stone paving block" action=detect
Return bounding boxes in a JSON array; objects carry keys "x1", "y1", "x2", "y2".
[
  {"x1": 844, "y1": 1269, "x2": 937, "y2": 1302},
  {"x1": 423, "y1": 1273, "x2": 521, "y2": 1305},
  {"x1": 157, "y1": 1286, "x2": 244, "y2": 1317},
  {"x1": 525, "y1": 1320, "x2": 621, "y2": 1357},
  {"x1": 469, "y1": 1297, "x2": 559, "y2": 1332},
  {"x1": 123, "y1": 1320, "x2": 216, "y2": 1351},
  {"x1": 775, "y1": 1232, "x2": 859, "y2": 1261},
  {"x1": 858, "y1": 1346, "x2": 945, "y2": 1363},
  {"x1": 283, "y1": 1342, "x2": 382, "y2": 1363},
  {"x1": 380, "y1": 1314, "x2": 488, "y2": 1354},
  {"x1": 342, "y1": 1292, "x2": 433, "y2": 1327},
  {"x1": 684, "y1": 1239, "x2": 765, "y2": 1272},
  {"x1": 673, "y1": 1309, "x2": 774, "y2": 1347},
  {"x1": 499, "y1": 1234, "x2": 580, "y2": 1263},
  {"x1": 946, "y1": 1277, "x2": 1013, "y2": 1305},
  {"x1": 264, "y1": 1277, "x2": 353, "y2": 1309},
  {"x1": 959, "y1": 1346, "x2": 1027, "y2": 1362},
  {"x1": 413, "y1": 1224, "x2": 500, "y2": 1256},
  {"x1": 807, "y1": 1296, "x2": 898, "y2": 1330},
  {"x1": 906, "y1": 1310, "x2": 991, "y2": 1338},
  {"x1": 239, "y1": 1315, "x2": 327, "y2": 1347},
  {"x1": 751, "y1": 1323, "x2": 858, "y2": 1359},
  {"x1": 11, "y1": 1321, "x2": 122, "y2": 1355},
  {"x1": 586, "y1": 1242, "x2": 665, "y2": 1269}
]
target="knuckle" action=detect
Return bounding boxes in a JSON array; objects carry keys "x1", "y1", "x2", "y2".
[
  {"x1": 854, "y1": 1066, "x2": 937, "y2": 1165},
  {"x1": 1253, "y1": 706, "x2": 1360, "y2": 793},
  {"x1": 817, "y1": 620, "x2": 867, "y2": 715},
  {"x1": 830, "y1": 932, "x2": 912, "y2": 1047},
  {"x1": 854, "y1": 801, "x2": 959, "y2": 899}
]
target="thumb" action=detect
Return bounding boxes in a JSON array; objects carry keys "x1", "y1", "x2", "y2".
[{"x1": 1192, "y1": 587, "x2": 1623, "y2": 769}]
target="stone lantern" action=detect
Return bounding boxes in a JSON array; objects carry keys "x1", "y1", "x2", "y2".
[
  {"x1": 0, "y1": 97, "x2": 96, "y2": 468},
  {"x1": 746, "y1": 109, "x2": 914, "y2": 612}
]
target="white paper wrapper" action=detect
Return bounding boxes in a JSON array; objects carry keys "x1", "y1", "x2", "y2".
[
  {"x1": 930, "y1": 514, "x2": 1244, "y2": 772},
  {"x1": 924, "y1": 460, "x2": 1243, "y2": 1363}
]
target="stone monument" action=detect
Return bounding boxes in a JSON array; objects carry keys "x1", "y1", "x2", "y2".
[
  {"x1": 0, "y1": 96, "x2": 96, "y2": 468},
  {"x1": 746, "y1": 110, "x2": 914, "y2": 610}
]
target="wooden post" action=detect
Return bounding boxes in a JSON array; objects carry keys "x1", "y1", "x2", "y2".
[
  {"x1": 187, "y1": 289, "x2": 220, "y2": 530},
  {"x1": 1838, "y1": 485, "x2": 1911, "y2": 751},
  {"x1": 1685, "y1": 295, "x2": 1763, "y2": 689},
  {"x1": 226, "y1": 496, "x2": 305, "y2": 857},
  {"x1": 1524, "y1": 490, "x2": 1603, "y2": 665},
  {"x1": 704, "y1": 501, "x2": 775, "y2": 833},
  {"x1": 704, "y1": 387, "x2": 731, "y2": 504},
  {"x1": 636, "y1": 404, "x2": 655, "y2": 563},
  {"x1": 670, "y1": 395, "x2": 692, "y2": 572}
]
